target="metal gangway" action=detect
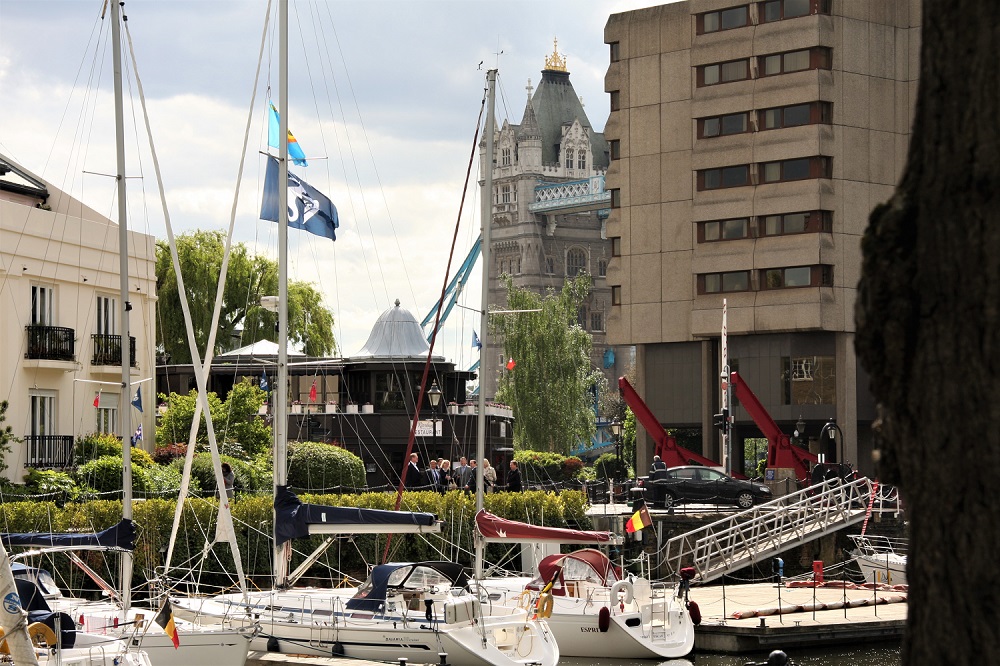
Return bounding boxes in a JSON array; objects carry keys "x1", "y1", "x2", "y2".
[{"x1": 659, "y1": 476, "x2": 876, "y2": 584}]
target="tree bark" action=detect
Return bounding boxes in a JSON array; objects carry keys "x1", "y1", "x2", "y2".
[{"x1": 855, "y1": 1, "x2": 1000, "y2": 662}]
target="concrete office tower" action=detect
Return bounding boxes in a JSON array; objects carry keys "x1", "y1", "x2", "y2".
[{"x1": 603, "y1": 1, "x2": 920, "y2": 475}]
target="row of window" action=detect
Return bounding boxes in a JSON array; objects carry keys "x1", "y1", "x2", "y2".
[
  {"x1": 31, "y1": 285, "x2": 120, "y2": 334},
  {"x1": 698, "y1": 0, "x2": 832, "y2": 35},
  {"x1": 698, "y1": 156, "x2": 832, "y2": 191},
  {"x1": 25, "y1": 392, "x2": 119, "y2": 437},
  {"x1": 699, "y1": 211, "x2": 833, "y2": 242},
  {"x1": 499, "y1": 252, "x2": 608, "y2": 278},
  {"x1": 494, "y1": 184, "x2": 517, "y2": 204},
  {"x1": 699, "y1": 102, "x2": 831, "y2": 138},
  {"x1": 564, "y1": 150, "x2": 588, "y2": 170},
  {"x1": 698, "y1": 264, "x2": 833, "y2": 294},
  {"x1": 698, "y1": 47, "x2": 831, "y2": 87},
  {"x1": 577, "y1": 307, "x2": 605, "y2": 332}
]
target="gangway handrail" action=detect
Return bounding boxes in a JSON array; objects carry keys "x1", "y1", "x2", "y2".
[{"x1": 659, "y1": 476, "x2": 873, "y2": 584}]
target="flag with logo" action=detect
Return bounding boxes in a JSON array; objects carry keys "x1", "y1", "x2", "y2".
[
  {"x1": 261, "y1": 156, "x2": 339, "y2": 241},
  {"x1": 625, "y1": 505, "x2": 651, "y2": 533},
  {"x1": 260, "y1": 371, "x2": 269, "y2": 392},
  {"x1": 154, "y1": 599, "x2": 180, "y2": 648},
  {"x1": 131, "y1": 386, "x2": 143, "y2": 413},
  {"x1": 268, "y1": 103, "x2": 308, "y2": 166},
  {"x1": 472, "y1": 330, "x2": 481, "y2": 351},
  {"x1": 131, "y1": 424, "x2": 143, "y2": 447}
]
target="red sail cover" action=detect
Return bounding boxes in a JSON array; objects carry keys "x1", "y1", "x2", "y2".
[{"x1": 475, "y1": 509, "x2": 618, "y2": 544}]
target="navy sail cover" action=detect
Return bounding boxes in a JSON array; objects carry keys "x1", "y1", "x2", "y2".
[
  {"x1": 274, "y1": 486, "x2": 437, "y2": 546},
  {"x1": 1, "y1": 518, "x2": 135, "y2": 551}
]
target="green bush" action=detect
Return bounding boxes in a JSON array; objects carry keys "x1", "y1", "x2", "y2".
[
  {"x1": 75, "y1": 432, "x2": 125, "y2": 464},
  {"x1": 23, "y1": 468, "x2": 78, "y2": 501},
  {"x1": 515, "y1": 450, "x2": 572, "y2": 484},
  {"x1": 175, "y1": 452, "x2": 254, "y2": 495},
  {"x1": 287, "y1": 441, "x2": 365, "y2": 490},
  {"x1": 75, "y1": 456, "x2": 129, "y2": 495},
  {"x1": 594, "y1": 452, "x2": 628, "y2": 480}
]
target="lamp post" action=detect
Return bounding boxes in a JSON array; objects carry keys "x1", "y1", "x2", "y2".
[
  {"x1": 795, "y1": 415, "x2": 806, "y2": 446},
  {"x1": 427, "y1": 381, "x2": 442, "y2": 458},
  {"x1": 820, "y1": 418, "x2": 844, "y2": 465},
  {"x1": 610, "y1": 419, "x2": 623, "y2": 487}
]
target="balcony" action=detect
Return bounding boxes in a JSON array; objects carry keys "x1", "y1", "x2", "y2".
[
  {"x1": 92, "y1": 334, "x2": 138, "y2": 367},
  {"x1": 24, "y1": 435, "x2": 75, "y2": 469},
  {"x1": 24, "y1": 325, "x2": 76, "y2": 361}
]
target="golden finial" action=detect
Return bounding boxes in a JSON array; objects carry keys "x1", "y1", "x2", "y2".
[{"x1": 544, "y1": 37, "x2": 567, "y2": 72}]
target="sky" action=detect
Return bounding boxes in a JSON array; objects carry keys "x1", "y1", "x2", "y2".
[{"x1": 0, "y1": 0, "x2": 664, "y2": 367}]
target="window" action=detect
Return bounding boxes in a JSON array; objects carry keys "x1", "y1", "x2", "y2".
[
  {"x1": 565, "y1": 150, "x2": 574, "y2": 169},
  {"x1": 700, "y1": 271, "x2": 751, "y2": 294},
  {"x1": 699, "y1": 165, "x2": 750, "y2": 190},
  {"x1": 31, "y1": 285, "x2": 54, "y2": 326},
  {"x1": 760, "y1": 101, "x2": 832, "y2": 130},
  {"x1": 501, "y1": 148, "x2": 511, "y2": 166},
  {"x1": 611, "y1": 237, "x2": 621, "y2": 257},
  {"x1": 578, "y1": 152, "x2": 587, "y2": 170},
  {"x1": 760, "y1": 210, "x2": 832, "y2": 236},
  {"x1": 577, "y1": 307, "x2": 587, "y2": 328},
  {"x1": 782, "y1": 354, "x2": 836, "y2": 405},
  {"x1": 700, "y1": 218, "x2": 751, "y2": 242},
  {"x1": 591, "y1": 311, "x2": 604, "y2": 332},
  {"x1": 96, "y1": 295, "x2": 116, "y2": 334},
  {"x1": 610, "y1": 188, "x2": 621, "y2": 208},
  {"x1": 567, "y1": 248, "x2": 587, "y2": 277},
  {"x1": 699, "y1": 59, "x2": 749, "y2": 87},
  {"x1": 29, "y1": 392, "x2": 55, "y2": 437},
  {"x1": 699, "y1": 5, "x2": 749, "y2": 33},
  {"x1": 611, "y1": 285, "x2": 622, "y2": 305},
  {"x1": 760, "y1": 264, "x2": 834, "y2": 289},
  {"x1": 502, "y1": 185, "x2": 511, "y2": 204},
  {"x1": 610, "y1": 91, "x2": 620, "y2": 111},
  {"x1": 699, "y1": 112, "x2": 750, "y2": 138},
  {"x1": 760, "y1": 156, "x2": 831, "y2": 183},
  {"x1": 545, "y1": 256, "x2": 555, "y2": 274},
  {"x1": 97, "y1": 403, "x2": 118, "y2": 434},
  {"x1": 609, "y1": 140, "x2": 620, "y2": 160},
  {"x1": 609, "y1": 42, "x2": 620, "y2": 63},
  {"x1": 598, "y1": 259, "x2": 608, "y2": 277},
  {"x1": 759, "y1": 47, "x2": 832, "y2": 76},
  {"x1": 760, "y1": 0, "x2": 829, "y2": 23}
]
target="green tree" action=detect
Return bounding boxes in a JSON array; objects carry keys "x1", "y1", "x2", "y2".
[
  {"x1": 156, "y1": 230, "x2": 337, "y2": 363},
  {"x1": 492, "y1": 274, "x2": 601, "y2": 454},
  {"x1": 157, "y1": 378, "x2": 271, "y2": 457},
  {"x1": 0, "y1": 400, "x2": 18, "y2": 476}
]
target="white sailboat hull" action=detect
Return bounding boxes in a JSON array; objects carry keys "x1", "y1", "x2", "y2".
[
  {"x1": 40, "y1": 632, "x2": 153, "y2": 666},
  {"x1": 171, "y1": 588, "x2": 557, "y2": 666},
  {"x1": 854, "y1": 551, "x2": 907, "y2": 585}
]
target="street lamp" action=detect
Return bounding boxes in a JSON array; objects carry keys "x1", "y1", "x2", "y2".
[
  {"x1": 795, "y1": 415, "x2": 806, "y2": 446},
  {"x1": 427, "y1": 381, "x2": 443, "y2": 449},
  {"x1": 610, "y1": 419, "x2": 623, "y2": 484},
  {"x1": 820, "y1": 417, "x2": 844, "y2": 465}
]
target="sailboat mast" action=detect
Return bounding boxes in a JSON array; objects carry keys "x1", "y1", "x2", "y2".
[
  {"x1": 110, "y1": 0, "x2": 134, "y2": 612},
  {"x1": 474, "y1": 68, "x2": 497, "y2": 578},
  {"x1": 273, "y1": 0, "x2": 290, "y2": 590}
]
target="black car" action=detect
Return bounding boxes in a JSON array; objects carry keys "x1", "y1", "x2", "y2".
[{"x1": 638, "y1": 466, "x2": 772, "y2": 509}]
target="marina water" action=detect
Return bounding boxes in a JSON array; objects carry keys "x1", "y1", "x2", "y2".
[{"x1": 562, "y1": 643, "x2": 900, "y2": 666}]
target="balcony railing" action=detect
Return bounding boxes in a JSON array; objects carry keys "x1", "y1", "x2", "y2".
[
  {"x1": 24, "y1": 435, "x2": 75, "y2": 469},
  {"x1": 92, "y1": 334, "x2": 137, "y2": 367},
  {"x1": 24, "y1": 325, "x2": 76, "y2": 361}
]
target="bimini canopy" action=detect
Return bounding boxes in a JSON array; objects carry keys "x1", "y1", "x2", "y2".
[
  {"x1": 274, "y1": 486, "x2": 440, "y2": 546},
  {"x1": 529, "y1": 549, "x2": 621, "y2": 593},
  {"x1": 345, "y1": 561, "x2": 469, "y2": 612},
  {"x1": 0, "y1": 519, "x2": 135, "y2": 551},
  {"x1": 475, "y1": 509, "x2": 621, "y2": 545}
]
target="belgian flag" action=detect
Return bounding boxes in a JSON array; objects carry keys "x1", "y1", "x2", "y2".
[
  {"x1": 625, "y1": 505, "x2": 651, "y2": 533},
  {"x1": 154, "y1": 600, "x2": 180, "y2": 648}
]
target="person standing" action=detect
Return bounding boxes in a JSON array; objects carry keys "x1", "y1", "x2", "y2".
[
  {"x1": 465, "y1": 459, "x2": 478, "y2": 494},
  {"x1": 220, "y1": 462, "x2": 235, "y2": 499},
  {"x1": 440, "y1": 459, "x2": 453, "y2": 492},
  {"x1": 426, "y1": 459, "x2": 441, "y2": 492},
  {"x1": 405, "y1": 452, "x2": 423, "y2": 489},
  {"x1": 456, "y1": 456, "x2": 471, "y2": 490},
  {"x1": 507, "y1": 460, "x2": 522, "y2": 492},
  {"x1": 482, "y1": 459, "x2": 497, "y2": 494}
]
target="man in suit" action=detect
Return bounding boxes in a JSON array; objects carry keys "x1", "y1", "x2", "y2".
[
  {"x1": 507, "y1": 460, "x2": 522, "y2": 492},
  {"x1": 465, "y1": 459, "x2": 478, "y2": 494},
  {"x1": 426, "y1": 458, "x2": 441, "y2": 492},
  {"x1": 456, "y1": 456, "x2": 471, "y2": 490},
  {"x1": 405, "y1": 452, "x2": 423, "y2": 489}
]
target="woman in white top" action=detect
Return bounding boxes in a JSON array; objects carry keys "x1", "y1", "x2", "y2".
[{"x1": 482, "y1": 459, "x2": 497, "y2": 493}]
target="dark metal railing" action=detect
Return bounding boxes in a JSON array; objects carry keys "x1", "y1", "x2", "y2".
[
  {"x1": 24, "y1": 325, "x2": 76, "y2": 361},
  {"x1": 24, "y1": 435, "x2": 75, "y2": 469},
  {"x1": 92, "y1": 334, "x2": 137, "y2": 367}
]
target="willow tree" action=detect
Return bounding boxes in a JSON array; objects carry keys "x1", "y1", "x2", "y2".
[
  {"x1": 855, "y1": 1, "x2": 1000, "y2": 662},
  {"x1": 156, "y1": 230, "x2": 337, "y2": 363},
  {"x1": 491, "y1": 273, "x2": 601, "y2": 454}
]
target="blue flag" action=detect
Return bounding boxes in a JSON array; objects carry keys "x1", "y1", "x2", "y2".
[
  {"x1": 268, "y1": 103, "x2": 308, "y2": 167},
  {"x1": 260, "y1": 371, "x2": 269, "y2": 392},
  {"x1": 472, "y1": 330, "x2": 481, "y2": 351},
  {"x1": 261, "y1": 156, "x2": 339, "y2": 241},
  {"x1": 131, "y1": 423, "x2": 142, "y2": 447},
  {"x1": 131, "y1": 386, "x2": 143, "y2": 413},
  {"x1": 603, "y1": 348, "x2": 616, "y2": 369}
]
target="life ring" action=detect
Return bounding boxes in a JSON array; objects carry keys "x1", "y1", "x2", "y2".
[
  {"x1": 610, "y1": 580, "x2": 634, "y2": 605},
  {"x1": 536, "y1": 592, "x2": 554, "y2": 619},
  {"x1": 28, "y1": 622, "x2": 58, "y2": 648}
]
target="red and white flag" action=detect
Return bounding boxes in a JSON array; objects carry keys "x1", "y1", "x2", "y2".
[
  {"x1": 309, "y1": 380, "x2": 318, "y2": 403},
  {"x1": 506, "y1": 358, "x2": 516, "y2": 370}
]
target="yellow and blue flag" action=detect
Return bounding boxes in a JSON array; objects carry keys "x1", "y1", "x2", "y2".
[{"x1": 268, "y1": 103, "x2": 308, "y2": 167}]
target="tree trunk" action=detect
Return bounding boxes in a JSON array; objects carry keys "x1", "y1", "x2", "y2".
[{"x1": 855, "y1": 1, "x2": 1000, "y2": 663}]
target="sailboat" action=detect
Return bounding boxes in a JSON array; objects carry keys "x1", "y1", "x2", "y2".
[
  {"x1": 169, "y1": 4, "x2": 557, "y2": 666},
  {"x1": 0, "y1": 3, "x2": 252, "y2": 665}
]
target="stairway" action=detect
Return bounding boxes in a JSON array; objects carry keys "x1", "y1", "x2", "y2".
[{"x1": 659, "y1": 476, "x2": 874, "y2": 584}]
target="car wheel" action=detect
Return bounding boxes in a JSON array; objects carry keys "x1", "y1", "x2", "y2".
[
  {"x1": 737, "y1": 491, "x2": 754, "y2": 509},
  {"x1": 662, "y1": 493, "x2": 676, "y2": 510}
]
